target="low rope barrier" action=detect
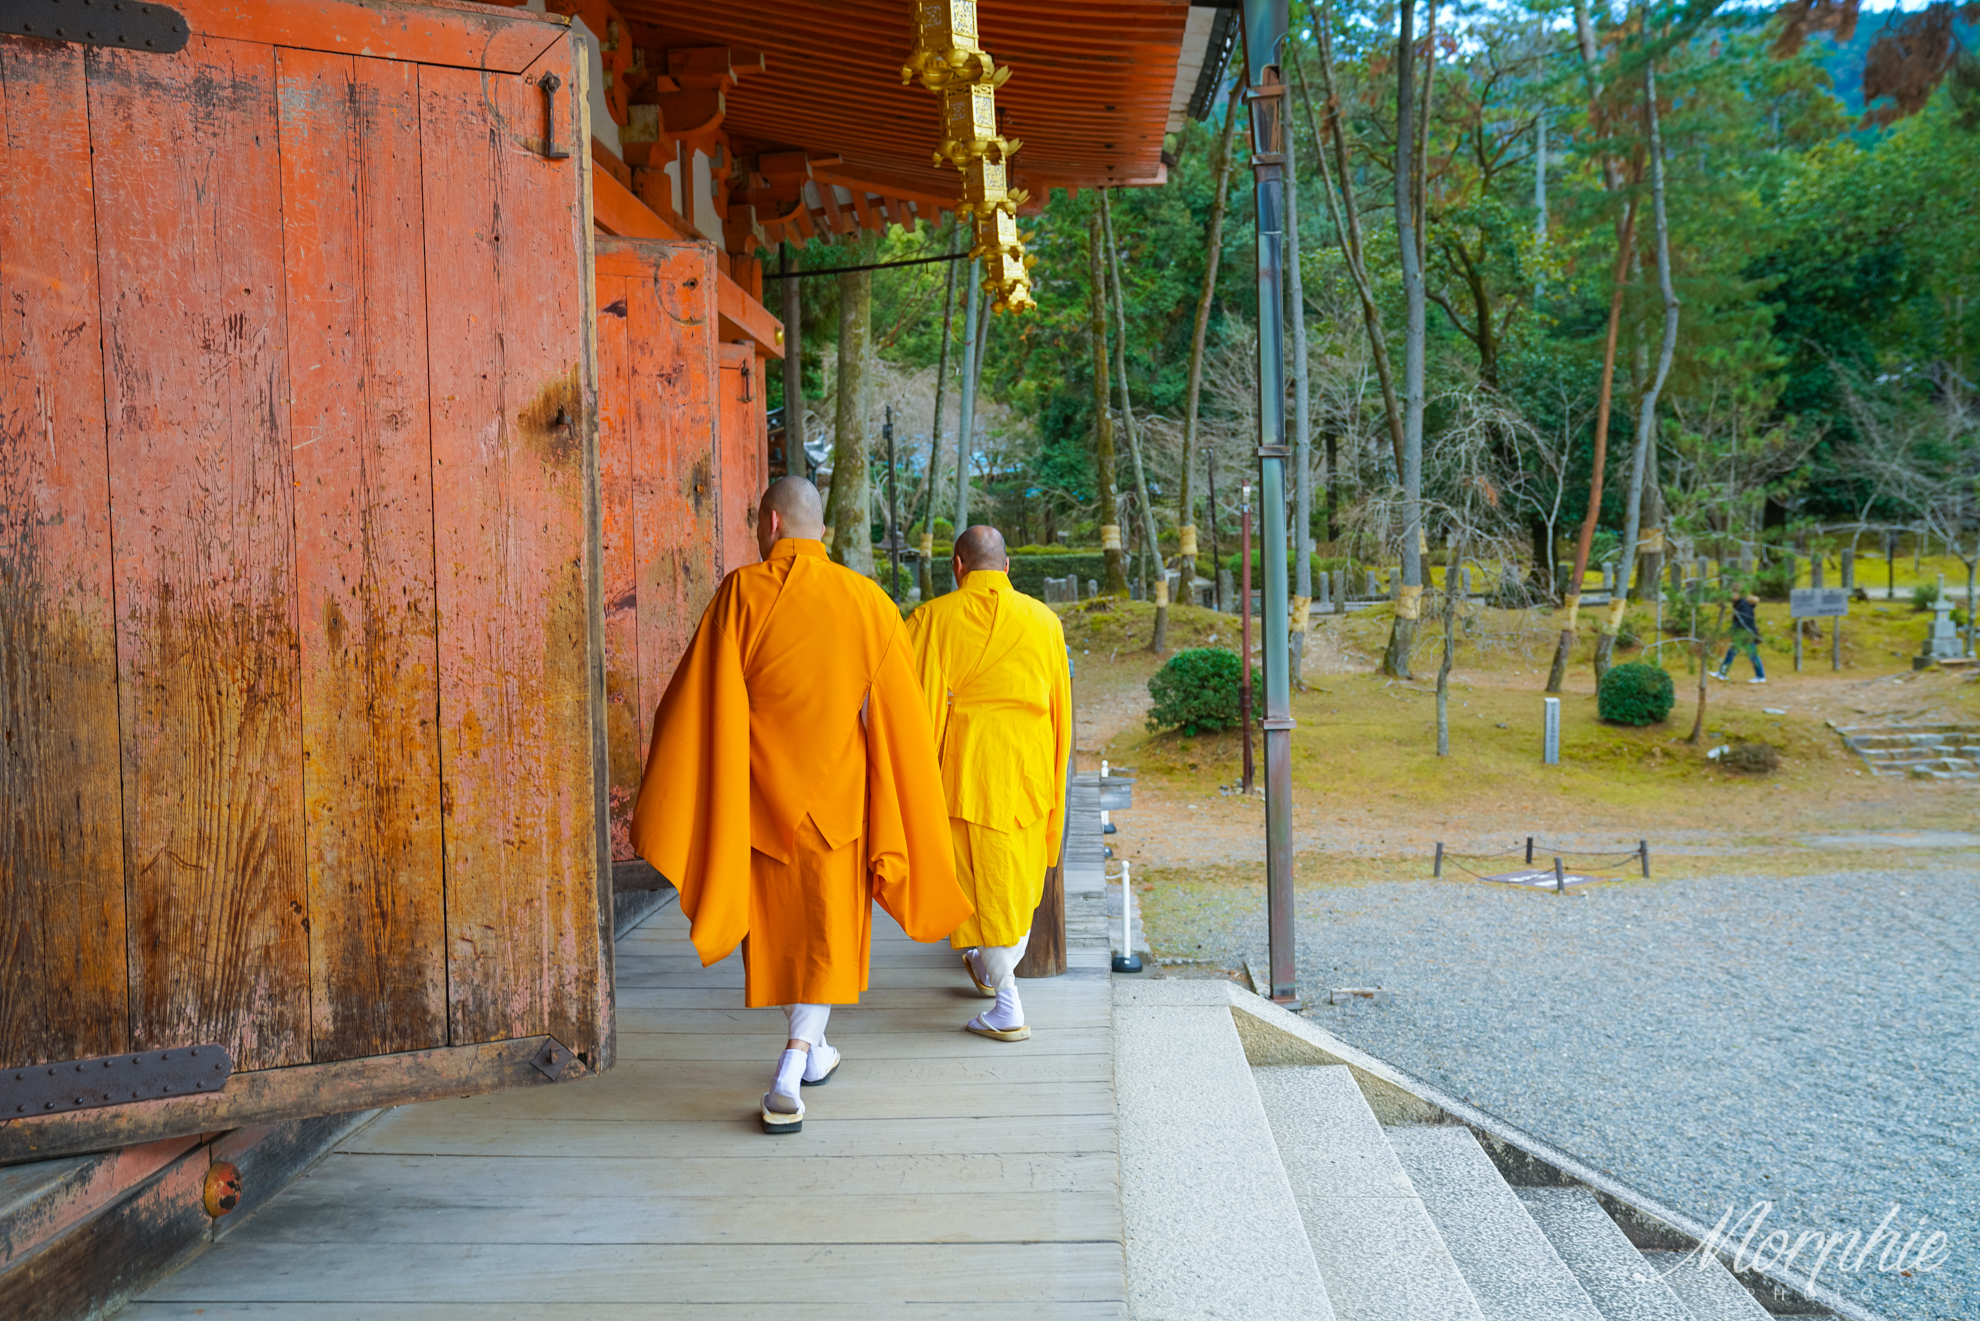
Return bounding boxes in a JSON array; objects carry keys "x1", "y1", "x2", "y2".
[{"x1": 1434, "y1": 837, "x2": 1652, "y2": 884}]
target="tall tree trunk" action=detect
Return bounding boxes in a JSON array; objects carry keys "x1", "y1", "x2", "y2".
[
  {"x1": 1180, "y1": 81, "x2": 1244, "y2": 607},
  {"x1": 921, "y1": 222, "x2": 960, "y2": 600},
  {"x1": 1089, "y1": 209, "x2": 1128, "y2": 594},
  {"x1": 1325, "y1": 426, "x2": 1341, "y2": 541},
  {"x1": 781, "y1": 243, "x2": 805, "y2": 488},
  {"x1": 1297, "y1": 1, "x2": 1406, "y2": 481},
  {"x1": 1544, "y1": 203, "x2": 1635, "y2": 691},
  {"x1": 953, "y1": 262, "x2": 982, "y2": 543},
  {"x1": 1603, "y1": 45, "x2": 1682, "y2": 681},
  {"x1": 1383, "y1": 0, "x2": 1427, "y2": 680},
  {"x1": 1437, "y1": 538, "x2": 1463, "y2": 756},
  {"x1": 1100, "y1": 189, "x2": 1168, "y2": 651},
  {"x1": 828, "y1": 232, "x2": 876, "y2": 576},
  {"x1": 1287, "y1": 105, "x2": 1313, "y2": 688}
]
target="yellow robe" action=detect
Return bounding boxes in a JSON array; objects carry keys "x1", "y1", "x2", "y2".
[
  {"x1": 905, "y1": 570, "x2": 1073, "y2": 947},
  {"x1": 630, "y1": 538, "x2": 970, "y2": 1006}
]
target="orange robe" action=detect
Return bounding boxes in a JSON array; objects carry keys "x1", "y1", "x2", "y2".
[
  {"x1": 630, "y1": 538, "x2": 970, "y2": 1006},
  {"x1": 905, "y1": 570, "x2": 1073, "y2": 948}
]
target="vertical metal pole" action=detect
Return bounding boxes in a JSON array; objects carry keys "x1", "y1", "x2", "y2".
[
  {"x1": 1525, "y1": 836, "x2": 1534, "y2": 865},
  {"x1": 884, "y1": 404, "x2": 900, "y2": 601},
  {"x1": 1833, "y1": 612, "x2": 1842, "y2": 671},
  {"x1": 1640, "y1": 840, "x2": 1650, "y2": 878},
  {"x1": 1243, "y1": 0, "x2": 1296, "y2": 1005},
  {"x1": 1553, "y1": 857, "x2": 1565, "y2": 894},
  {"x1": 1434, "y1": 843, "x2": 1443, "y2": 877},
  {"x1": 1240, "y1": 488, "x2": 1255, "y2": 792},
  {"x1": 1794, "y1": 618, "x2": 1802, "y2": 672},
  {"x1": 781, "y1": 243, "x2": 806, "y2": 480},
  {"x1": 954, "y1": 267, "x2": 982, "y2": 535}
]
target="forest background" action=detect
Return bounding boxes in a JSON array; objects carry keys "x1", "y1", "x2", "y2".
[{"x1": 764, "y1": 0, "x2": 1978, "y2": 647}]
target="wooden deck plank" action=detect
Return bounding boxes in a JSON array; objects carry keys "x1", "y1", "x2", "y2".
[
  {"x1": 390, "y1": 1075, "x2": 1117, "y2": 1124},
  {"x1": 610, "y1": 1030, "x2": 1113, "y2": 1063},
  {"x1": 126, "y1": 1304, "x2": 1128, "y2": 1319},
  {"x1": 141, "y1": 1240, "x2": 1127, "y2": 1304}
]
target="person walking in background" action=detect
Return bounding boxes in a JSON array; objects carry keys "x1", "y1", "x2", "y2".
[
  {"x1": 906, "y1": 525, "x2": 1073, "y2": 1043},
  {"x1": 1715, "y1": 588, "x2": 1767, "y2": 684}
]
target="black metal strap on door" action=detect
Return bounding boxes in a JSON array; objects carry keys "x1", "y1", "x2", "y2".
[
  {"x1": 1, "y1": 0, "x2": 191, "y2": 53},
  {"x1": 4, "y1": 1045, "x2": 233, "y2": 1118}
]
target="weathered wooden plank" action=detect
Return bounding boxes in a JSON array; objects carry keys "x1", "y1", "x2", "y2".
[
  {"x1": 594, "y1": 273, "x2": 644, "y2": 863},
  {"x1": 90, "y1": 35, "x2": 309, "y2": 1072},
  {"x1": 0, "y1": 1037, "x2": 578, "y2": 1166},
  {"x1": 716, "y1": 340, "x2": 761, "y2": 576},
  {"x1": 0, "y1": 1137, "x2": 210, "y2": 1321},
  {"x1": 0, "y1": 1136, "x2": 199, "y2": 1269},
  {"x1": 138, "y1": 1239, "x2": 1129, "y2": 1304},
  {"x1": 597, "y1": 1007, "x2": 1110, "y2": 1035},
  {"x1": 230, "y1": 1183, "x2": 1121, "y2": 1246},
  {"x1": 0, "y1": 37, "x2": 129, "y2": 1072},
  {"x1": 600, "y1": 239, "x2": 720, "y2": 706},
  {"x1": 179, "y1": 0, "x2": 568, "y2": 73},
  {"x1": 123, "y1": 1304, "x2": 1129, "y2": 1319},
  {"x1": 419, "y1": 54, "x2": 604, "y2": 1059},
  {"x1": 337, "y1": 1111, "x2": 1118, "y2": 1161},
  {"x1": 609, "y1": 1030, "x2": 1112, "y2": 1064},
  {"x1": 209, "y1": 1110, "x2": 375, "y2": 1238},
  {"x1": 275, "y1": 49, "x2": 447, "y2": 1063},
  {"x1": 236, "y1": 1149, "x2": 1119, "y2": 1200}
]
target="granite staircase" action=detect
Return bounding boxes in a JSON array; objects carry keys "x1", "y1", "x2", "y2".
[
  {"x1": 1114, "y1": 980, "x2": 1870, "y2": 1321},
  {"x1": 1829, "y1": 720, "x2": 1980, "y2": 780}
]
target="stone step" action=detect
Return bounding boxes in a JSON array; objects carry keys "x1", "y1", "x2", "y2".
[
  {"x1": 1114, "y1": 982, "x2": 1335, "y2": 1320},
  {"x1": 1638, "y1": 1250, "x2": 1772, "y2": 1321},
  {"x1": 1516, "y1": 1188, "x2": 1692, "y2": 1321},
  {"x1": 1254, "y1": 1066, "x2": 1485, "y2": 1321},
  {"x1": 1385, "y1": 1125, "x2": 1605, "y2": 1321}
]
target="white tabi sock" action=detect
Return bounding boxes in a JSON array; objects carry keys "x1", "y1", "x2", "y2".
[
  {"x1": 980, "y1": 985, "x2": 1024, "y2": 1031},
  {"x1": 766, "y1": 1048, "x2": 806, "y2": 1113},
  {"x1": 803, "y1": 1038, "x2": 840, "y2": 1082}
]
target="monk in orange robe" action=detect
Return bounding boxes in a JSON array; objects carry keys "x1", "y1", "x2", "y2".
[
  {"x1": 906, "y1": 525, "x2": 1072, "y2": 1042},
  {"x1": 631, "y1": 476, "x2": 970, "y2": 1134}
]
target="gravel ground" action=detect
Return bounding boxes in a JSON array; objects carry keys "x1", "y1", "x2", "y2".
[{"x1": 1146, "y1": 864, "x2": 1980, "y2": 1321}]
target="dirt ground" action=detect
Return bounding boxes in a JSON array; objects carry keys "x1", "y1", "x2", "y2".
[{"x1": 1061, "y1": 597, "x2": 1980, "y2": 881}]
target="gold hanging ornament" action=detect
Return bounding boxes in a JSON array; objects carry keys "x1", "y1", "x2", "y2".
[{"x1": 902, "y1": 0, "x2": 1036, "y2": 312}]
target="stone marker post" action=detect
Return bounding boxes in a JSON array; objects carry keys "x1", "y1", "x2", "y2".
[
  {"x1": 1218, "y1": 569, "x2": 1235, "y2": 613},
  {"x1": 1333, "y1": 569, "x2": 1346, "y2": 613},
  {"x1": 1841, "y1": 549, "x2": 1854, "y2": 590},
  {"x1": 1366, "y1": 569, "x2": 1379, "y2": 597},
  {"x1": 1543, "y1": 697, "x2": 1561, "y2": 766},
  {"x1": 1087, "y1": 577, "x2": 1099, "y2": 600},
  {"x1": 1811, "y1": 558, "x2": 1824, "y2": 589}
]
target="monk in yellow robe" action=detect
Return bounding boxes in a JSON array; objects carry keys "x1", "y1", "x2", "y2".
[
  {"x1": 631, "y1": 477, "x2": 970, "y2": 1133},
  {"x1": 905, "y1": 525, "x2": 1072, "y2": 1042}
]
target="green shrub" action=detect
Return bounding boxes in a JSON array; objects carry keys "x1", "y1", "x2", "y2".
[
  {"x1": 1750, "y1": 561, "x2": 1795, "y2": 601},
  {"x1": 1722, "y1": 741, "x2": 1780, "y2": 774},
  {"x1": 1598, "y1": 661, "x2": 1675, "y2": 726},
  {"x1": 1146, "y1": 648, "x2": 1260, "y2": 735},
  {"x1": 1911, "y1": 582, "x2": 1943, "y2": 611}
]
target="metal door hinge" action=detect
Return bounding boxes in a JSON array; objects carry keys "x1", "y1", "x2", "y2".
[
  {"x1": 2, "y1": 0, "x2": 190, "y2": 53},
  {"x1": 3, "y1": 1045, "x2": 233, "y2": 1117},
  {"x1": 530, "y1": 1038, "x2": 581, "y2": 1081}
]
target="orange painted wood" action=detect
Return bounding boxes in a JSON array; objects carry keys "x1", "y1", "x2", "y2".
[
  {"x1": 716, "y1": 342, "x2": 763, "y2": 577},
  {"x1": 592, "y1": 163, "x2": 685, "y2": 240},
  {"x1": 0, "y1": 38, "x2": 129, "y2": 1072},
  {"x1": 179, "y1": 0, "x2": 567, "y2": 72},
  {"x1": 716, "y1": 270, "x2": 785, "y2": 360},
  {"x1": 419, "y1": 55, "x2": 605, "y2": 1058},
  {"x1": 0, "y1": 1134, "x2": 199, "y2": 1266},
  {"x1": 275, "y1": 49, "x2": 447, "y2": 1062},
  {"x1": 596, "y1": 239, "x2": 720, "y2": 716},
  {"x1": 90, "y1": 36, "x2": 310, "y2": 1073},
  {"x1": 595, "y1": 276, "x2": 644, "y2": 863}
]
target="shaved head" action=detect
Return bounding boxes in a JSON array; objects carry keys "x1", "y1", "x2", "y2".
[
  {"x1": 757, "y1": 476, "x2": 825, "y2": 559},
  {"x1": 953, "y1": 524, "x2": 1009, "y2": 573}
]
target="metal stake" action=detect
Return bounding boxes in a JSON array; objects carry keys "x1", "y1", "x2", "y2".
[
  {"x1": 1639, "y1": 839, "x2": 1650, "y2": 878},
  {"x1": 1433, "y1": 842, "x2": 1443, "y2": 877},
  {"x1": 1526, "y1": 835, "x2": 1534, "y2": 865},
  {"x1": 1112, "y1": 860, "x2": 1142, "y2": 974},
  {"x1": 1554, "y1": 857, "x2": 1565, "y2": 894}
]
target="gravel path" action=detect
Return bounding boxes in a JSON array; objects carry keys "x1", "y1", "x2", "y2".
[{"x1": 1145, "y1": 864, "x2": 1980, "y2": 1321}]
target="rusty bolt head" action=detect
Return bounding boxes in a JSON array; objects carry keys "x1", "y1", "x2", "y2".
[{"x1": 203, "y1": 1162, "x2": 242, "y2": 1217}]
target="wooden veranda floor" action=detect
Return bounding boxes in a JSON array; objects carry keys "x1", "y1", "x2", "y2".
[{"x1": 126, "y1": 897, "x2": 1125, "y2": 1318}]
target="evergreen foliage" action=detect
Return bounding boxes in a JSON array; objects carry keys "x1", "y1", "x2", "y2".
[
  {"x1": 1145, "y1": 648, "x2": 1260, "y2": 735},
  {"x1": 1598, "y1": 662, "x2": 1677, "y2": 727}
]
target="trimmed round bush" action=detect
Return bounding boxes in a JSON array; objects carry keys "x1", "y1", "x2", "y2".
[
  {"x1": 1145, "y1": 648, "x2": 1259, "y2": 735},
  {"x1": 1597, "y1": 661, "x2": 1675, "y2": 726}
]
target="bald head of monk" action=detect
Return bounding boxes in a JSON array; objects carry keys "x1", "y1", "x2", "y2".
[
  {"x1": 756, "y1": 476, "x2": 826, "y2": 559},
  {"x1": 951, "y1": 524, "x2": 1010, "y2": 585}
]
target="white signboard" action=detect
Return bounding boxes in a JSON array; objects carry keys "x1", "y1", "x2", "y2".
[{"x1": 1790, "y1": 586, "x2": 1849, "y2": 619}]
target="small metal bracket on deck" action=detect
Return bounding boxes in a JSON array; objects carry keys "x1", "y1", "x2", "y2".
[
  {"x1": 530, "y1": 1038, "x2": 580, "y2": 1081},
  {"x1": 3, "y1": 1046, "x2": 232, "y2": 1117},
  {"x1": 1, "y1": 0, "x2": 190, "y2": 53}
]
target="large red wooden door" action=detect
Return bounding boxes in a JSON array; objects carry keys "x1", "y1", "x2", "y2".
[{"x1": 1, "y1": 0, "x2": 610, "y2": 1161}]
